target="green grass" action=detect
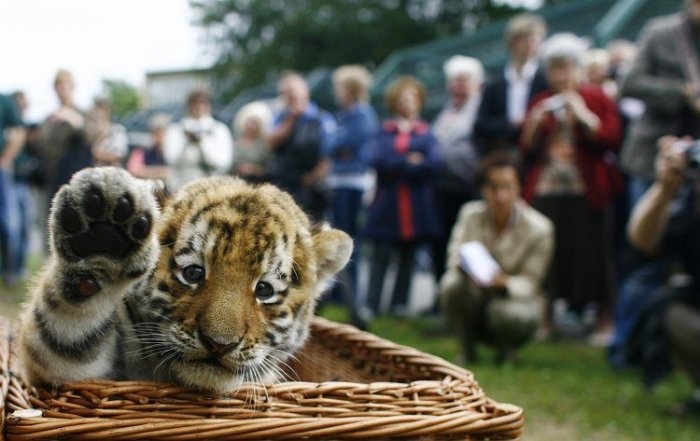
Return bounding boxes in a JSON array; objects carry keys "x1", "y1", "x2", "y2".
[
  {"x1": 4, "y1": 271, "x2": 699, "y2": 440},
  {"x1": 320, "y1": 305, "x2": 700, "y2": 440},
  {"x1": 0, "y1": 255, "x2": 43, "y2": 320}
]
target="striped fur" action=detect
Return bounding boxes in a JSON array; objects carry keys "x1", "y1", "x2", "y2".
[{"x1": 17, "y1": 167, "x2": 352, "y2": 393}]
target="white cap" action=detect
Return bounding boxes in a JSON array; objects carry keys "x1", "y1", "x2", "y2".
[
  {"x1": 540, "y1": 32, "x2": 590, "y2": 65},
  {"x1": 443, "y1": 55, "x2": 484, "y2": 85}
]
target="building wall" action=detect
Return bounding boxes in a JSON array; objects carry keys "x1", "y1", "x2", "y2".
[{"x1": 145, "y1": 70, "x2": 212, "y2": 108}]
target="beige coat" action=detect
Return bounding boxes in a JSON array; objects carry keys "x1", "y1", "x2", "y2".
[{"x1": 442, "y1": 199, "x2": 554, "y2": 299}]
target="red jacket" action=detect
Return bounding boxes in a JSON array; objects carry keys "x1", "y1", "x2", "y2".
[{"x1": 519, "y1": 86, "x2": 623, "y2": 210}]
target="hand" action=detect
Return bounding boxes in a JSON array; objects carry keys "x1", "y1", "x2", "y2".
[
  {"x1": 520, "y1": 102, "x2": 551, "y2": 152},
  {"x1": 406, "y1": 151, "x2": 425, "y2": 165},
  {"x1": 563, "y1": 92, "x2": 600, "y2": 130},
  {"x1": 301, "y1": 159, "x2": 330, "y2": 187},
  {"x1": 287, "y1": 102, "x2": 305, "y2": 118},
  {"x1": 396, "y1": 118, "x2": 413, "y2": 133},
  {"x1": 301, "y1": 171, "x2": 317, "y2": 187},
  {"x1": 684, "y1": 83, "x2": 700, "y2": 115},
  {"x1": 51, "y1": 106, "x2": 84, "y2": 128},
  {"x1": 490, "y1": 272, "x2": 508, "y2": 290},
  {"x1": 0, "y1": 155, "x2": 12, "y2": 170},
  {"x1": 656, "y1": 136, "x2": 689, "y2": 194},
  {"x1": 185, "y1": 131, "x2": 201, "y2": 144},
  {"x1": 267, "y1": 115, "x2": 297, "y2": 148},
  {"x1": 236, "y1": 162, "x2": 264, "y2": 176},
  {"x1": 527, "y1": 102, "x2": 550, "y2": 129}
]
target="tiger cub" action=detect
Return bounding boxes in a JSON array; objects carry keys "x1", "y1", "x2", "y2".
[{"x1": 17, "y1": 167, "x2": 352, "y2": 393}]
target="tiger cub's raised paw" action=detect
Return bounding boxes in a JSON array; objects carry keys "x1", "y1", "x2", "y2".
[{"x1": 50, "y1": 167, "x2": 160, "y2": 279}]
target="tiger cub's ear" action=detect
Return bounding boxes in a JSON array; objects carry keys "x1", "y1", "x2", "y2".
[
  {"x1": 147, "y1": 179, "x2": 169, "y2": 209},
  {"x1": 310, "y1": 223, "x2": 353, "y2": 289}
]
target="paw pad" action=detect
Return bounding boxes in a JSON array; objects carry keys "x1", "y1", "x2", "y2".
[
  {"x1": 83, "y1": 187, "x2": 105, "y2": 218},
  {"x1": 55, "y1": 175, "x2": 154, "y2": 260},
  {"x1": 69, "y1": 223, "x2": 131, "y2": 258},
  {"x1": 131, "y1": 215, "x2": 151, "y2": 240},
  {"x1": 78, "y1": 276, "x2": 100, "y2": 296},
  {"x1": 113, "y1": 195, "x2": 134, "y2": 222},
  {"x1": 59, "y1": 206, "x2": 82, "y2": 234}
]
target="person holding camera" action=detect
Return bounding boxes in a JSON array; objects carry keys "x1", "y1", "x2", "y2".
[
  {"x1": 620, "y1": 0, "x2": 700, "y2": 205},
  {"x1": 163, "y1": 89, "x2": 234, "y2": 191},
  {"x1": 610, "y1": 0, "x2": 700, "y2": 372},
  {"x1": 627, "y1": 136, "x2": 700, "y2": 416},
  {"x1": 520, "y1": 33, "x2": 622, "y2": 339},
  {"x1": 266, "y1": 71, "x2": 337, "y2": 222}
]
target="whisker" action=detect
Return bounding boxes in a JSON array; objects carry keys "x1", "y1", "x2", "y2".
[{"x1": 264, "y1": 354, "x2": 297, "y2": 382}]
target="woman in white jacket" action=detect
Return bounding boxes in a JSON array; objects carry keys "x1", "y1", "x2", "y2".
[{"x1": 164, "y1": 89, "x2": 233, "y2": 190}]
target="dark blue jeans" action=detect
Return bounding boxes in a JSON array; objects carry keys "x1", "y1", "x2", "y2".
[
  {"x1": 11, "y1": 182, "x2": 32, "y2": 278},
  {"x1": 608, "y1": 263, "x2": 664, "y2": 368},
  {"x1": 365, "y1": 240, "x2": 417, "y2": 314},
  {"x1": 0, "y1": 170, "x2": 16, "y2": 281},
  {"x1": 329, "y1": 187, "x2": 364, "y2": 303},
  {"x1": 608, "y1": 176, "x2": 660, "y2": 367}
]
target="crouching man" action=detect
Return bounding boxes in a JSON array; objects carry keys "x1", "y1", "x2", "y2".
[
  {"x1": 439, "y1": 151, "x2": 554, "y2": 363},
  {"x1": 627, "y1": 136, "x2": 700, "y2": 416}
]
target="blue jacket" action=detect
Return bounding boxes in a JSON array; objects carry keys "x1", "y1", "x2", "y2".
[
  {"x1": 325, "y1": 102, "x2": 378, "y2": 175},
  {"x1": 269, "y1": 102, "x2": 336, "y2": 187},
  {"x1": 363, "y1": 120, "x2": 442, "y2": 242},
  {"x1": 272, "y1": 102, "x2": 337, "y2": 154}
]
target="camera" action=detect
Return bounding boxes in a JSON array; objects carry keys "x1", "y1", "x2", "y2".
[
  {"x1": 671, "y1": 140, "x2": 700, "y2": 169},
  {"x1": 542, "y1": 94, "x2": 566, "y2": 112},
  {"x1": 184, "y1": 130, "x2": 202, "y2": 144}
]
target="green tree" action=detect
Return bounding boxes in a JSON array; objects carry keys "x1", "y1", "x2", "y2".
[
  {"x1": 190, "y1": 0, "x2": 524, "y2": 99},
  {"x1": 101, "y1": 79, "x2": 140, "y2": 119}
]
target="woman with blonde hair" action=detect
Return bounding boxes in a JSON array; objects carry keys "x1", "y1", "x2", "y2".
[
  {"x1": 231, "y1": 101, "x2": 272, "y2": 183},
  {"x1": 323, "y1": 65, "x2": 379, "y2": 326}
]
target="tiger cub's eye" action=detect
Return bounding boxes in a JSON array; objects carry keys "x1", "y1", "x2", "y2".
[
  {"x1": 255, "y1": 281, "x2": 275, "y2": 300},
  {"x1": 182, "y1": 265, "x2": 205, "y2": 283}
]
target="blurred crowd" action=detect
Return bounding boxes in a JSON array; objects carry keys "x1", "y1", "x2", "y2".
[{"x1": 3, "y1": 0, "x2": 700, "y2": 417}]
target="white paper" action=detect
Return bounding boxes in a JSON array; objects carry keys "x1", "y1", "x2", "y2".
[{"x1": 458, "y1": 241, "x2": 501, "y2": 287}]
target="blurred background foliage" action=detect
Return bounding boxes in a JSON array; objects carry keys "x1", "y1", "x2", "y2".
[
  {"x1": 189, "y1": 0, "x2": 541, "y2": 100},
  {"x1": 101, "y1": 79, "x2": 141, "y2": 118}
]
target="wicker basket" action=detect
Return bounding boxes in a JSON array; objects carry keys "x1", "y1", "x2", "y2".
[{"x1": 0, "y1": 315, "x2": 523, "y2": 440}]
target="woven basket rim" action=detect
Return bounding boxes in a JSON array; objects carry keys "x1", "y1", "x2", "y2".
[{"x1": 1, "y1": 315, "x2": 524, "y2": 440}]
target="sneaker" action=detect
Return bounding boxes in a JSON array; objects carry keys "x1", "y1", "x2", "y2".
[
  {"x1": 355, "y1": 306, "x2": 375, "y2": 324},
  {"x1": 390, "y1": 305, "x2": 411, "y2": 318},
  {"x1": 350, "y1": 307, "x2": 374, "y2": 331},
  {"x1": 494, "y1": 349, "x2": 517, "y2": 366},
  {"x1": 588, "y1": 330, "x2": 613, "y2": 347},
  {"x1": 534, "y1": 326, "x2": 552, "y2": 342}
]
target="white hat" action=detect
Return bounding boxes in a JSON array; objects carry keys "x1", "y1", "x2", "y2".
[
  {"x1": 233, "y1": 101, "x2": 273, "y2": 136},
  {"x1": 443, "y1": 55, "x2": 484, "y2": 85},
  {"x1": 540, "y1": 33, "x2": 590, "y2": 65}
]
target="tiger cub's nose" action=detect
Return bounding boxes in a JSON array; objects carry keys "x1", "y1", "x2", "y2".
[{"x1": 198, "y1": 329, "x2": 242, "y2": 356}]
